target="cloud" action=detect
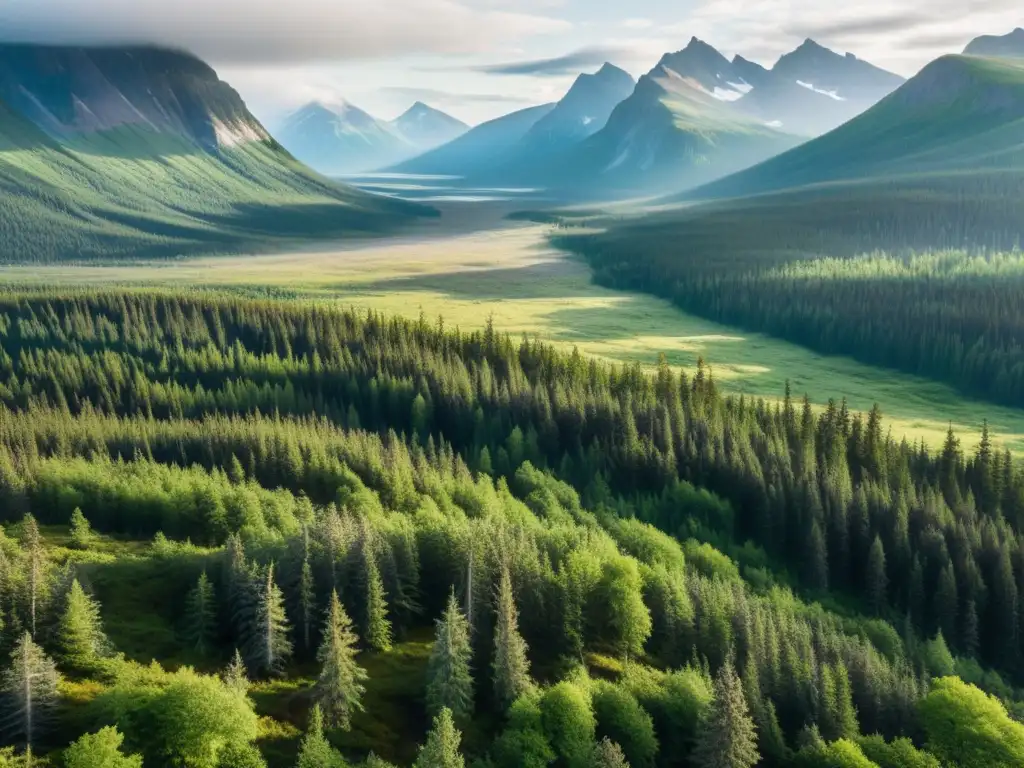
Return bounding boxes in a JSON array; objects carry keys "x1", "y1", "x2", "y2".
[
  {"x1": 0, "y1": 0, "x2": 570, "y2": 64},
  {"x1": 623, "y1": 19, "x2": 654, "y2": 30},
  {"x1": 379, "y1": 86, "x2": 534, "y2": 105},
  {"x1": 473, "y1": 46, "x2": 627, "y2": 76}
]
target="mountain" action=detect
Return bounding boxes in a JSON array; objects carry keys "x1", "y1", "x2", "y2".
[
  {"x1": 391, "y1": 102, "x2": 555, "y2": 176},
  {"x1": 277, "y1": 101, "x2": 413, "y2": 175},
  {"x1": 682, "y1": 54, "x2": 1024, "y2": 201},
  {"x1": 0, "y1": 44, "x2": 423, "y2": 262},
  {"x1": 964, "y1": 28, "x2": 1024, "y2": 58},
  {"x1": 543, "y1": 41, "x2": 802, "y2": 195},
  {"x1": 389, "y1": 102, "x2": 468, "y2": 151}
]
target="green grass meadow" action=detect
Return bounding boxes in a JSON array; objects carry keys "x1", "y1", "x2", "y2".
[{"x1": 5, "y1": 218, "x2": 1024, "y2": 453}]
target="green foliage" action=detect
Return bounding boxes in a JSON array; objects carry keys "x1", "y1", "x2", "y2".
[
  {"x1": 492, "y1": 693, "x2": 556, "y2": 768},
  {"x1": 57, "y1": 578, "x2": 112, "y2": 673},
  {"x1": 593, "y1": 557, "x2": 652, "y2": 658},
  {"x1": 492, "y1": 568, "x2": 532, "y2": 710},
  {"x1": 314, "y1": 590, "x2": 368, "y2": 730},
  {"x1": 362, "y1": 546, "x2": 393, "y2": 653},
  {"x1": 918, "y1": 677, "x2": 1024, "y2": 767},
  {"x1": 593, "y1": 738, "x2": 630, "y2": 768},
  {"x1": 93, "y1": 662, "x2": 260, "y2": 768},
  {"x1": 216, "y1": 742, "x2": 269, "y2": 768},
  {"x1": 692, "y1": 661, "x2": 759, "y2": 768},
  {"x1": 921, "y1": 633, "x2": 956, "y2": 679},
  {"x1": 426, "y1": 591, "x2": 474, "y2": 724},
  {"x1": 245, "y1": 563, "x2": 293, "y2": 677},
  {"x1": 592, "y1": 680, "x2": 657, "y2": 767},
  {"x1": 799, "y1": 738, "x2": 879, "y2": 768},
  {"x1": 63, "y1": 727, "x2": 142, "y2": 768},
  {"x1": 857, "y1": 735, "x2": 941, "y2": 768},
  {"x1": 540, "y1": 681, "x2": 597, "y2": 768},
  {"x1": 296, "y1": 705, "x2": 348, "y2": 768},
  {"x1": 184, "y1": 571, "x2": 217, "y2": 659},
  {"x1": 414, "y1": 708, "x2": 465, "y2": 768},
  {"x1": 68, "y1": 508, "x2": 94, "y2": 550}
]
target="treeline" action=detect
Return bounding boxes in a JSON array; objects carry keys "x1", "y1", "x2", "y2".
[
  {"x1": 0, "y1": 290, "x2": 1023, "y2": 765},
  {"x1": 556, "y1": 173, "x2": 1024, "y2": 407}
]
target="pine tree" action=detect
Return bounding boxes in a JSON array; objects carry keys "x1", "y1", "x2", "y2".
[
  {"x1": 493, "y1": 567, "x2": 532, "y2": 710},
  {"x1": 414, "y1": 707, "x2": 465, "y2": 768},
  {"x1": 866, "y1": 535, "x2": 888, "y2": 616},
  {"x1": 224, "y1": 649, "x2": 249, "y2": 697},
  {"x1": 692, "y1": 660, "x2": 759, "y2": 768},
  {"x1": 68, "y1": 509, "x2": 94, "y2": 551},
  {"x1": 593, "y1": 738, "x2": 630, "y2": 768},
  {"x1": 426, "y1": 591, "x2": 474, "y2": 724},
  {"x1": 299, "y1": 556, "x2": 316, "y2": 653},
  {"x1": 20, "y1": 516, "x2": 45, "y2": 638},
  {"x1": 0, "y1": 632, "x2": 60, "y2": 752},
  {"x1": 184, "y1": 571, "x2": 217, "y2": 658},
  {"x1": 362, "y1": 546, "x2": 392, "y2": 652},
  {"x1": 246, "y1": 563, "x2": 293, "y2": 677},
  {"x1": 57, "y1": 579, "x2": 110, "y2": 672},
  {"x1": 314, "y1": 590, "x2": 367, "y2": 730},
  {"x1": 296, "y1": 704, "x2": 346, "y2": 768}
]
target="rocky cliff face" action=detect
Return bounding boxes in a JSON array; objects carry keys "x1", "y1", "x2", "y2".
[{"x1": 0, "y1": 44, "x2": 269, "y2": 150}]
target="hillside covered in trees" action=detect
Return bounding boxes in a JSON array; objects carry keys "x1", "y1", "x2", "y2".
[{"x1": 0, "y1": 290, "x2": 1022, "y2": 766}]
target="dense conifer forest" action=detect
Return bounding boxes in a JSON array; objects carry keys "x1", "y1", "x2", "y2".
[
  {"x1": 556, "y1": 172, "x2": 1024, "y2": 408},
  {"x1": 1, "y1": 290, "x2": 1024, "y2": 766}
]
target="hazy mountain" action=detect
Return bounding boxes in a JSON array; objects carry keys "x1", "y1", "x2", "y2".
[
  {"x1": 390, "y1": 102, "x2": 468, "y2": 151},
  {"x1": 542, "y1": 42, "x2": 801, "y2": 195},
  {"x1": 964, "y1": 28, "x2": 1024, "y2": 58},
  {"x1": 277, "y1": 101, "x2": 413, "y2": 175},
  {"x1": 684, "y1": 54, "x2": 1024, "y2": 201},
  {"x1": 0, "y1": 44, "x2": 423, "y2": 262},
  {"x1": 391, "y1": 102, "x2": 555, "y2": 176}
]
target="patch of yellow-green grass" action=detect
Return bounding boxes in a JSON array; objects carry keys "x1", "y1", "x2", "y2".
[{"x1": 6, "y1": 222, "x2": 1024, "y2": 453}]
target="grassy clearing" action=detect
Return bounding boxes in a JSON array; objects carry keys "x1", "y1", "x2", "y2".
[{"x1": 5, "y1": 220, "x2": 1024, "y2": 453}]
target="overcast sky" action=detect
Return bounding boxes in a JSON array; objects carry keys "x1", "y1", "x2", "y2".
[{"x1": 0, "y1": 0, "x2": 1020, "y2": 126}]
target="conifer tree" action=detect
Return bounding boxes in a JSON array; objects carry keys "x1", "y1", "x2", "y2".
[
  {"x1": 593, "y1": 738, "x2": 630, "y2": 768},
  {"x1": 296, "y1": 704, "x2": 347, "y2": 768},
  {"x1": 68, "y1": 508, "x2": 94, "y2": 551},
  {"x1": 20, "y1": 516, "x2": 45, "y2": 638},
  {"x1": 245, "y1": 563, "x2": 293, "y2": 677},
  {"x1": 362, "y1": 546, "x2": 392, "y2": 652},
  {"x1": 57, "y1": 578, "x2": 110, "y2": 672},
  {"x1": 0, "y1": 632, "x2": 60, "y2": 752},
  {"x1": 692, "y1": 660, "x2": 759, "y2": 768},
  {"x1": 184, "y1": 571, "x2": 217, "y2": 658},
  {"x1": 299, "y1": 556, "x2": 316, "y2": 653},
  {"x1": 866, "y1": 535, "x2": 888, "y2": 616},
  {"x1": 224, "y1": 649, "x2": 250, "y2": 697},
  {"x1": 426, "y1": 590, "x2": 474, "y2": 723},
  {"x1": 414, "y1": 707, "x2": 465, "y2": 768},
  {"x1": 493, "y1": 567, "x2": 532, "y2": 710},
  {"x1": 314, "y1": 590, "x2": 367, "y2": 730}
]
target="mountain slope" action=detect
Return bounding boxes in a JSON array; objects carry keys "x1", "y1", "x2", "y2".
[
  {"x1": 390, "y1": 102, "x2": 468, "y2": 151},
  {"x1": 391, "y1": 102, "x2": 555, "y2": 176},
  {"x1": 277, "y1": 101, "x2": 413, "y2": 174},
  {"x1": 0, "y1": 44, "x2": 425, "y2": 262},
  {"x1": 545, "y1": 45, "x2": 801, "y2": 195},
  {"x1": 965, "y1": 28, "x2": 1024, "y2": 58},
  {"x1": 684, "y1": 54, "x2": 1024, "y2": 200}
]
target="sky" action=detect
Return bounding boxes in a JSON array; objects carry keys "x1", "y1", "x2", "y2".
[{"x1": 0, "y1": 0, "x2": 1020, "y2": 127}]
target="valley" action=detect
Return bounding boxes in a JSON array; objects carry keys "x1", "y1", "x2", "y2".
[{"x1": 6, "y1": 191, "x2": 1024, "y2": 454}]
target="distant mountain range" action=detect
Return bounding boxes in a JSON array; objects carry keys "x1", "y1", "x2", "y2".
[
  {"x1": 0, "y1": 44, "x2": 423, "y2": 262},
  {"x1": 277, "y1": 100, "x2": 468, "y2": 175},
  {"x1": 391, "y1": 37, "x2": 906, "y2": 196}
]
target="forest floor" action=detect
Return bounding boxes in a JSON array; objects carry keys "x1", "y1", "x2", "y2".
[{"x1": 4, "y1": 200, "x2": 1024, "y2": 454}]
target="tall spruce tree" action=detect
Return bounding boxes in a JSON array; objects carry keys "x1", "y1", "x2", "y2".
[
  {"x1": 692, "y1": 660, "x2": 759, "y2": 768},
  {"x1": 866, "y1": 536, "x2": 888, "y2": 616},
  {"x1": 20, "y1": 516, "x2": 45, "y2": 638},
  {"x1": 0, "y1": 632, "x2": 60, "y2": 752},
  {"x1": 296, "y1": 704, "x2": 347, "y2": 768},
  {"x1": 245, "y1": 563, "x2": 293, "y2": 677},
  {"x1": 426, "y1": 591, "x2": 474, "y2": 723},
  {"x1": 299, "y1": 556, "x2": 316, "y2": 653},
  {"x1": 57, "y1": 578, "x2": 110, "y2": 673},
  {"x1": 314, "y1": 590, "x2": 367, "y2": 730},
  {"x1": 362, "y1": 545, "x2": 392, "y2": 652},
  {"x1": 184, "y1": 571, "x2": 217, "y2": 658},
  {"x1": 493, "y1": 567, "x2": 531, "y2": 710},
  {"x1": 414, "y1": 707, "x2": 465, "y2": 768}
]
